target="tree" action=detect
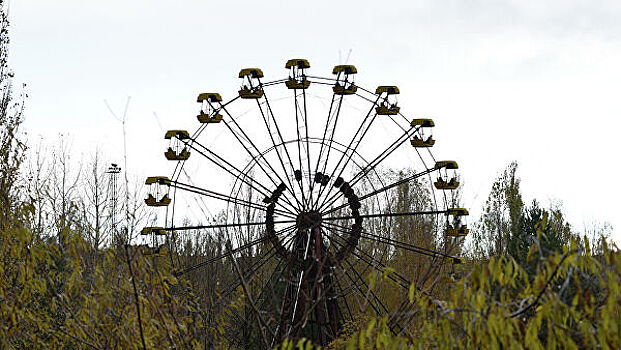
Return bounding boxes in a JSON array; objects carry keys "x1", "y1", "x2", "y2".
[
  {"x1": 0, "y1": 0, "x2": 26, "y2": 229},
  {"x1": 334, "y1": 238, "x2": 620, "y2": 349},
  {"x1": 469, "y1": 161, "x2": 524, "y2": 258}
]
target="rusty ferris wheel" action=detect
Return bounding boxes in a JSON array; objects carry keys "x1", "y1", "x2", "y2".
[{"x1": 141, "y1": 59, "x2": 468, "y2": 347}]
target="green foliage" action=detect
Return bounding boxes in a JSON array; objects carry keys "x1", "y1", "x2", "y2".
[
  {"x1": 333, "y1": 238, "x2": 620, "y2": 349},
  {"x1": 0, "y1": 203, "x2": 208, "y2": 348},
  {"x1": 470, "y1": 161, "x2": 524, "y2": 258},
  {"x1": 0, "y1": 0, "x2": 26, "y2": 229},
  {"x1": 3, "y1": 5, "x2": 617, "y2": 346}
]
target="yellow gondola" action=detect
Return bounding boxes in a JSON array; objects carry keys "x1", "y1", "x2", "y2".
[
  {"x1": 445, "y1": 257, "x2": 463, "y2": 265},
  {"x1": 434, "y1": 177, "x2": 460, "y2": 190},
  {"x1": 197, "y1": 93, "x2": 224, "y2": 123},
  {"x1": 141, "y1": 244, "x2": 168, "y2": 257},
  {"x1": 239, "y1": 87, "x2": 264, "y2": 99},
  {"x1": 164, "y1": 130, "x2": 191, "y2": 160},
  {"x1": 435, "y1": 160, "x2": 458, "y2": 169},
  {"x1": 197, "y1": 93, "x2": 222, "y2": 103},
  {"x1": 445, "y1": 208, "x2": 469, "y2": 216},
  {"x1": 410, "y1": 135, "x2": 435, "y2": 147},
  {"x1": 333, "y1": 84, "x2": 357, "y2": 95},
  {"x1": 140, "y1": 226, "x2": 167, "y2": 236},
  {"x1": 411, "y1": 118, "x2": 435, "y2": 127},
  {"x1": 410, "y1": 118, "x2": 435, "y2": 146},
  {"x1": 375, "y1": 86, "x2": 400, "y2": 95},
  {"x1": 238, "y1": 68, "x2": 264, "y2": 99},
  {"x1": 238, "y1": 68, "x2": 264, "y2": 79},
  {"x1": 285, "y1": 59, "x2": 311, "y2": 89},
  {"x1": 145, "y1": 193, "x2": 171, "y2": 207},
  {"x1": 286, "y1": 79, "x2": 311, "y2": 89},
  {"x1": 375, "y1": 86, "x2": 400, "y2": 115},
  {"x1": 164, "y1": 130, "x2": 190, "y2": 140},
  {"x1": 165, "y1": 147, "x2": 190, "y2": 161},
  {"x1": 376, "y1": 103, "x2": 400, "y2": 115},
  {"x1": 332, "y1": 65, "x2": 357, "y2": 75},
  {"x1": 145, "y1": 176, "x2": 171, "y2": 206},
  {"x1": 145, "y1": 176, "x2": 171, "y2": 186},
  {"x1": 197, "y1": 113, "x2": 223, "y2": 123},
  {"x1": 445, "y1": 224, "x2": 469, "y2": 237},
  {"x1": 375, "y1": 86, "x2": 401, "y2": 115},
  {"x1": 332, "y1": 65, "x2": 357, "y2": 95},
  {"x1": 285, "y1": 59, "x2": 310, "y2": 69}
]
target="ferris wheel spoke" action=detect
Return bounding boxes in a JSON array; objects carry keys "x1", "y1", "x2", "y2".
[
  {"x1": 321, "y1": 231, "x2": 390, "y2": 316},
  {"x1": 323, "y1": 221, "x2": 455, "y2": 261},
  {"x1": 313, "y1": 94, "x2": 382, "y2": 210},
  {"x1": 258, "y1": 80, "x2": 303, "y2": 209},
  {"x1": 318, "y1": 125, "x2": 420, "y2": 212},
  {"x1": 219, "y1": 102, "x2": 289, "y2": 186},
  {"x1": 280, "y1": 255, "x2": 353, "y2": 341},
  {"x1": 301, "y1": 88, "x2": 314, "y2": 208},
  {"x1": 219, "y1": 229, "x2": 299, "y2": 299},
  {"x1": 219, "y1": 235, "x2": 297, "y2": 302},
  {"x1": 350, "y1": 125, "x2": 419, "y2": 186},
  {"x1": 338, "y1": 265, "x2": 382, "y2": 316},
  {"x1": 389, "y1": 299, "x2": 423, "y2": 336},
  {"x1": 226, "y1": 258, "x2": 287, "y2": 344},
  {"x1": 324, "y1": 209, "x2": 447, "y2": 221},
  {"x1": 355, "y1": 91, "x2": 412, "y2": 126},
  {"x1": 254, "y1": 100, "x2": 303, "y2": 211},
  {"x1": 254, "y1": 258, "x2": 288, "y2": 313},
  {"x1": 179, "y1": 137, "x2": 275, "y2": 197},
  {"x1": 150, "y1": 63, "x2": 467, "y2": 346},
  {"x1": 292, "y1": 91, "x2": 308, "y2": 210},
  {"x1": 169, "y1": 180, "x2": 295, "y2": 219},
  {"x1": 332, "y1": 277, "x2": 355, "y2": 323},
  {"x1": 310, "y1": 92, "x2": 343, "y2": 208},
  {"x1": 323, "y1": 224, "x2": 412, "y2": 290},
  {"x1": 163, "y1": 217, "x2": 296, "y2": 232},
  {"x1": 217, "y1": 105, "x2": 301, "y2": 212},
  {"x1": 173, "y1": 224, "x2": 296, "y2": 276},
  {"x1": 322, "y1": 166, "x2": 436, "y2": 216}
]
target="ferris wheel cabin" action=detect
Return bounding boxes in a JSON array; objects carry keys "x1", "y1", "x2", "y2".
[
  {"x1": 164, "y1": 130, "x2": 191, "y2": 161},
  {"x1": 445, "y1": 208, "x2": 469, "y2": 237},
  {"x1": 375, "y1": 86, "x2": 401, "y2": 115},
  {"x1": 332, "y1": 65, "x2": 358, "y2": 95},
  {"x1": 410, "y1": 118, "x2": 435, "y2": 147},
  {"x1": 141, "y1": 244, "x2": 168, "y2": 257},
  {"x1": 140, "y1": 226, "x2": 167, "y2": 236},
  {"x1": 445, "y1": 257, "x2": 463, "y2": 265},
  {"x1": 285, "y1": 59, "x2": 311, "y2": 89},
  {"x1": 197, "y1": 93, "x2": 223, "y2": 123},
  {"x1": 144, "y1": 176, "x2": 172, "y2": 207},
  {"x1": 238, "y1": 68, "x2": 265, "y2": 99}
]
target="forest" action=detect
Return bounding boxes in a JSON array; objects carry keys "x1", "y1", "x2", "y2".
[{"x1": 1, "y1": 3, "x2": 620, "y2": 349}]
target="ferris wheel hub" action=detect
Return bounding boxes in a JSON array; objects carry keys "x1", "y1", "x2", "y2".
[{"x1": 296, "y1": 210, "x2": 322, "y2": 231}]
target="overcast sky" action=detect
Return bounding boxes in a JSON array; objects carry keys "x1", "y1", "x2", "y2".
[{"x1": 7, "y1": 0, "x2": 621, "y2": 241}]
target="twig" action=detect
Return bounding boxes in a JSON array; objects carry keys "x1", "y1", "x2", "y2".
[
  {"x1": 56, "y1": 326, "x2": 102, "y2": 350},
  {"x1": 225, "y1": 240, "x2": 272, "y2": 349},
  {"x1": 509, "y1": 248, "x2": 580, "y2": 318},
  {"x1": 124, "y1": 244, "x2": 147, "y2": 350}
]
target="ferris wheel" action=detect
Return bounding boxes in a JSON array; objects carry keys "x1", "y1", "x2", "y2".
[{"x1": 140, "y1": 59, "x2": 468, "y2": 347}]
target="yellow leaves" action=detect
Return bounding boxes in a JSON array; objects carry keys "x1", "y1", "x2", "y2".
[
  {"x1": 408, "y1": 283, "x2": 415, "y2": 304},
  {"x1": 527, "y1": 243, "x2": 538, "y2": 263},
  {"x1": 535, "y1": 211, "x2": 548, "y2": 234}
]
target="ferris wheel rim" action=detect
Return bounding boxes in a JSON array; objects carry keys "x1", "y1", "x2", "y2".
[{"x1": 143, "y1": 61, "x2": 467, "y2": 345}]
